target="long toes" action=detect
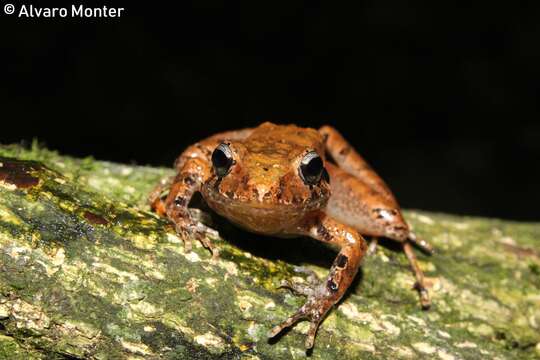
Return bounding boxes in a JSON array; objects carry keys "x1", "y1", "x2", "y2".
[
  {"x1": 183, "y1": 237, "x2": 193, "y2": 253},
  {"x1": 409, "y1": 233, "x2": 434, "y2": 254},
  {"x1": 419, "y1": 289, "x2": 431, "y2": 310},
  {"x1": 268, "y1": 311, "x2": 305, "y2": 338},
  {"x1": 198, "y1": 235, "x2": 212, "y2": 249},
  {"x1": 209, "y1": 246, "x2": 219, "y2": 261},
  {"x1": 195, "y1": 229, "x2": 220, "y2": 260},
  {"x1": 414, "y1": 282, "x2": 431, "y2": 309},
  {"x1": 305, "y1": 319, "x2": 322, "y2": 349},
  {"x1": 202, "y1": 241, "x2": 219, "y2": 261}
]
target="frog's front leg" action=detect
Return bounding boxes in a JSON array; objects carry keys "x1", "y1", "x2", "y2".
[
  {"x1": 269, "y1": 213, "x2": 368, "y2": 349},
  {"x1": 159, "y1": 144, "x2": 219, "y2": 257}
]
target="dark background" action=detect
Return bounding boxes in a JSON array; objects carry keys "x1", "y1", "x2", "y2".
[{"x1": 1, "y1": 2, "x2": 539, "y2": 221}]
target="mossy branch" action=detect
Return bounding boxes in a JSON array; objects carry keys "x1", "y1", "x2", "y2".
[{"x1": 0, "y1": 144, "x2": 539, "y2": 359}]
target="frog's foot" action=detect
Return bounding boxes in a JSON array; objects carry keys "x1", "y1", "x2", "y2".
[
  {"x1": 402, "y1": 241, "x2": 431, "y2": 309},
  {"x1": 279, "y1": 280, "x2": 315, "y2": 297},
  {"x1": 414, "y1": 281, "x2": 430, "y2": 309},
  {"x1": 175, "y1": 218, "x2": 219, "y2": 260},
  {"x1": 279, "y1": 266, "x2": 321, "y2": 296},
  {"x1": 408, "y1": 231, "x2": 434, "y2": 255},
  {"x1": 268, "y1": 284, "x2": 330, "y2": 349}
]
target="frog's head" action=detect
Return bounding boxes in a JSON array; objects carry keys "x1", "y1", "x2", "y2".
[{"x1": 203, "y1": 124, "x2": 331, "y2": 217}]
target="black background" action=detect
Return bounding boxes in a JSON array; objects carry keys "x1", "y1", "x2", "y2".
[{"x1": 1, "y1": 2, "x2": 539, "y2": 221}]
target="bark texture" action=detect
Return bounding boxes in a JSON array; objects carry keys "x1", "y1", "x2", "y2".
[{"x1": 0, "y1": 143, "x2": 539, "y2": 359}]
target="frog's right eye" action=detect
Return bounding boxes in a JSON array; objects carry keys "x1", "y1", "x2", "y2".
[
  {"x1": 299, "y1": 151, "x2": 325, "y2": 185},
  {"x1": 212, "y1": 143, "x2": 234, "y2": 178}
]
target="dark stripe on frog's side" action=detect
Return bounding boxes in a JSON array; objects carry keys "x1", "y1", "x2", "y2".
[{"x1": 336, "y1": 254, "x2": 348, "y2": 268}]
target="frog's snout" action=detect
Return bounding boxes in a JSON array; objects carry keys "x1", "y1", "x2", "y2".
[{"x1": 254, "y1": 183, "x2": 272, "y2": 202}]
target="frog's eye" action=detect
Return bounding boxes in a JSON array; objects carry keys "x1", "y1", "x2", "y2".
[
  {"x1": 212, "y1": 143, "x2": 234, "y2": 178},
  {"x1": 299, "y1": 151, "x2": 325, "y2": 185}
]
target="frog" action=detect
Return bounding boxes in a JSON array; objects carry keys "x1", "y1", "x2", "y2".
[{"x1": 149, "y1": 122, "x2": 433, "y2": 349}]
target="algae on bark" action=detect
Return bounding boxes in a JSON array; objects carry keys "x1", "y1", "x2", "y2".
[{"x1": 0, "y1": 143, "x2": 539, "y2": 359}]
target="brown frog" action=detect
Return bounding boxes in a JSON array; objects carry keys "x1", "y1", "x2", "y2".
[{"x1": 149, "y1": 122, "x2": 433, "y2": 349}]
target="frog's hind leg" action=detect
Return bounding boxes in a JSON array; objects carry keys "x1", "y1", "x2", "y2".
[
  {"x1": 322, "y1": 156, "x2": 432, "y2": 309},
  {"x1": 319, "y1": 125, "x2": 434, "y2": 251},
  {"x1": 279, "y1": 266, "x2": 321, "y2": 296}
]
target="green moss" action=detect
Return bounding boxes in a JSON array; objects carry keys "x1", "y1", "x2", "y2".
[{"x1": 0, "y1": 335, "x2": 45, "y2": 360}]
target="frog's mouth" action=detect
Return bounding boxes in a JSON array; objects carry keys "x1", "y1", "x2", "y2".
[
  {"x1": 202, "y1": 187, "x2": 329, "y2": 234},
  {"x1": 201, "y1": 186, "x2": 329, "y2": 213}
]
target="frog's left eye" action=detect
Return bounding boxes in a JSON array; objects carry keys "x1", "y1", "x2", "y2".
[
  {"x1": 212, "y1": 143, "x2": 234, "y2": 178},
  {"x1": 299, "y1": 151, "x2": 325, "y2": 185}
]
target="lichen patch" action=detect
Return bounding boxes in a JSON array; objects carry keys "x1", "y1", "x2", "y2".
[
  {"x1": 467, "y1": 323, "x2": 494, "y2": 337},
  {"x1": 455, "y1": 341, "x2": 477, "y2": 348},
  {"x1": 338, "y1": 302, "x2": 375, "y2": 324},
  {"x1": 437, "y1": 349, "x2": 456, "y2": 360},
  {"x1": 92, "y1": 261, "x2": 139, "y2": 282},
  {"x1": 194, "y1": 332, "x2": 225, "y2": 350},
  {"x1": 120, "y1": 340, "x2": 153, "y2": 356},
  {"x1": 380, "y1": 320, "x2": 401, "y2": 336},
  {"x1": 412, "y1": 342, "x2": 437, "y2": 355},
  {"x1": 392, "y1": 346, "x2": 415, "y2": 359},
  {"x1": 437, "y1": 329, "x2": 451, "y2": 339},
  {"x1": 9, "y1": 299, "x2": 51, "y2": 332},
  {"x1": 185, "y1": 251, "x2": 201, "y2": 263}
]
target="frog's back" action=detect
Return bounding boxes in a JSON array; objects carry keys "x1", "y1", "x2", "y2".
[{"x1": 244, "y1": 122, "x2": 325, "y2": 158}]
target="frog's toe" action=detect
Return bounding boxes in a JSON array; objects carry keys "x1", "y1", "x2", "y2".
[
  {"x1": 268, "y1": 300, "x2": 324, "y2": 349},
  {"x1": 414, "y1": 281, "x2": 431, "y2": 310},
  {"x1": 408, "y1": 232, "x2": 434, "y2": 254},
  {"x1": 175, "y1": 220, "x2": 220, "y2": 259},
  {"x1": 183, "y1": 237, "x2": 193, "y2": 253},
  {"x1": 305, "y1": 319, "x2": 322, "y2": 349},
  {"x1": 198, "y1": 234, "x2": 219, "y2": 260},
  {"x1": 268, "y1": 310, "x2": 305, "y2": 339},
  {"x1": 175, "y1": 227, "x2": 193, "y2": 253}
]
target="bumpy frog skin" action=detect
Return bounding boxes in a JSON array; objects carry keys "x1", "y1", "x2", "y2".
[{"x1": 150, "y1": 122, "x2": 433, "y2": 349}]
